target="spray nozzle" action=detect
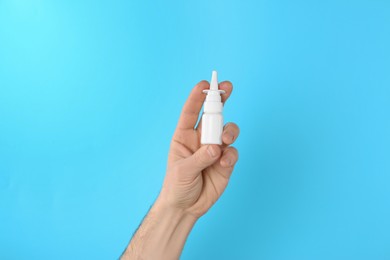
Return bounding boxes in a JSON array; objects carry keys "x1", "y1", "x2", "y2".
[{"x1": 202, "y1": 71, "x2": 226, "y2": 96}]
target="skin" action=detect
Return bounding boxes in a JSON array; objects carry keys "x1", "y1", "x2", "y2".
[{"x1": 121, "y1": 80, "x2": 240, "y2": 260}]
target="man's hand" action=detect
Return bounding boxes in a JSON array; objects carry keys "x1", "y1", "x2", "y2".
[
  {"x1": 121, "y1": 80, "x2": 239, "y2": 260},
  {"x1": 159, "y1": 80, "x2": 239, "y2": 218}
]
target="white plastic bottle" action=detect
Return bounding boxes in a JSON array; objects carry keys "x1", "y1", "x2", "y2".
[{"x1": 201, "y1": 71, "x2": 225, "y2": 145}]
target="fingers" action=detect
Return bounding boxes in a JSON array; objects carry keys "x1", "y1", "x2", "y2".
[
  {"x1": 177, "y1": 81, "x2": 209, "y2": 130},
  {"x1": 196, "y1": 81, "x2": 233, "y2": 131},
  {"x1": 178, "y1": 145, "x2": 222, "y2": 178},
  {"x1": 219, "y1": 146, "x2": 239, "y2": 169},
  {"x1": 203, "y1": 146, "x2": 238, "y2": 188},
  {"x1": 222, "y1": 122, "x2": 240, "y2": 147},
  {"x1": 219, "y1": 81, "x2": 233, "y2": 104}
]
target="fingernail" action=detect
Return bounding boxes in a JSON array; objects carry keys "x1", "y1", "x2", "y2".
[
  {"x1": 223, "y1": 157, "x2": 232, "y2": 167},
  {"x1": 225, "y1": 131, "x2": 234, "y2": 142},
  {"x1": 207, "y1": 145, "x2": 217, "y2": 157}
]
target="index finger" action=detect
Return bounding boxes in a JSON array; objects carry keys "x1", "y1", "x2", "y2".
[{"x1": 176, "y1": 80, "x2": 209, "y2": 130}]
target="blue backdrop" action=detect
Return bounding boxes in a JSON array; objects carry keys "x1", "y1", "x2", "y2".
[{"x1": 1, "y1": 0, "x2": 389, "y2": 259}]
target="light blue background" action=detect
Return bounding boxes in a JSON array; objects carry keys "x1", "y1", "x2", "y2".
[{"x1": 1, "y1": 0, "x2": 389, "y2": 259}]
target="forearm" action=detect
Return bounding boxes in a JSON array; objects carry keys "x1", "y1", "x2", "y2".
[{"x1": 121, "y1": 197, "x2": 198, "y2": 260}]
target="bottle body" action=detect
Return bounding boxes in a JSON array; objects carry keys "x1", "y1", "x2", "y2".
[
  {"x1": 201, "y1": 112, "x2": 223, "y2": 145},
  {"x1": 200, "y1": 70, "x2": 225, "y2": 145}
]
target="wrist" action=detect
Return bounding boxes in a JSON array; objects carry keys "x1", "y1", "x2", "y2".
[
  {"x1": 154, "y1": 195, "x2": 199, "y2": 224},
  {"x1": 146, "y1": 197, "x2": 198, "y2": 259},
  {"x1": 123, "y1": 196, "x2": 198, "y2": 260}
]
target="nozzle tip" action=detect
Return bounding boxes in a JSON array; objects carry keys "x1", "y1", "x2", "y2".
[{"x1": 210, "y1": 70, "x2": 218, "y2": 90}]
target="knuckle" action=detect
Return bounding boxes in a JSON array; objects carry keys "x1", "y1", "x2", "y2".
[
  {"x1": 227, "y1": 147, "x2": 239, "y2": 160},
  {"x1": 225, "y1": 122, "x2": 239, "y2": 132}
]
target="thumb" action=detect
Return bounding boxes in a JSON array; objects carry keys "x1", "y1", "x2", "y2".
[{"x1": 181, "y1": 145, "x2": 221, "y2": 177}]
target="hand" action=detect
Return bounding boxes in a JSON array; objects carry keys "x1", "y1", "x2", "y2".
[
  {"x1": 158, "y1": 80, "x2": 240, "y2": 218},
  {"x1": 121, "y1": 80, "x2": 240, "y2": 260}
]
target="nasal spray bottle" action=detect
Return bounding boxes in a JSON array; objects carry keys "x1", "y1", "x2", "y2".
[{"x1": 201, "y1": 71, "x2": 225, "y2": 145}]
